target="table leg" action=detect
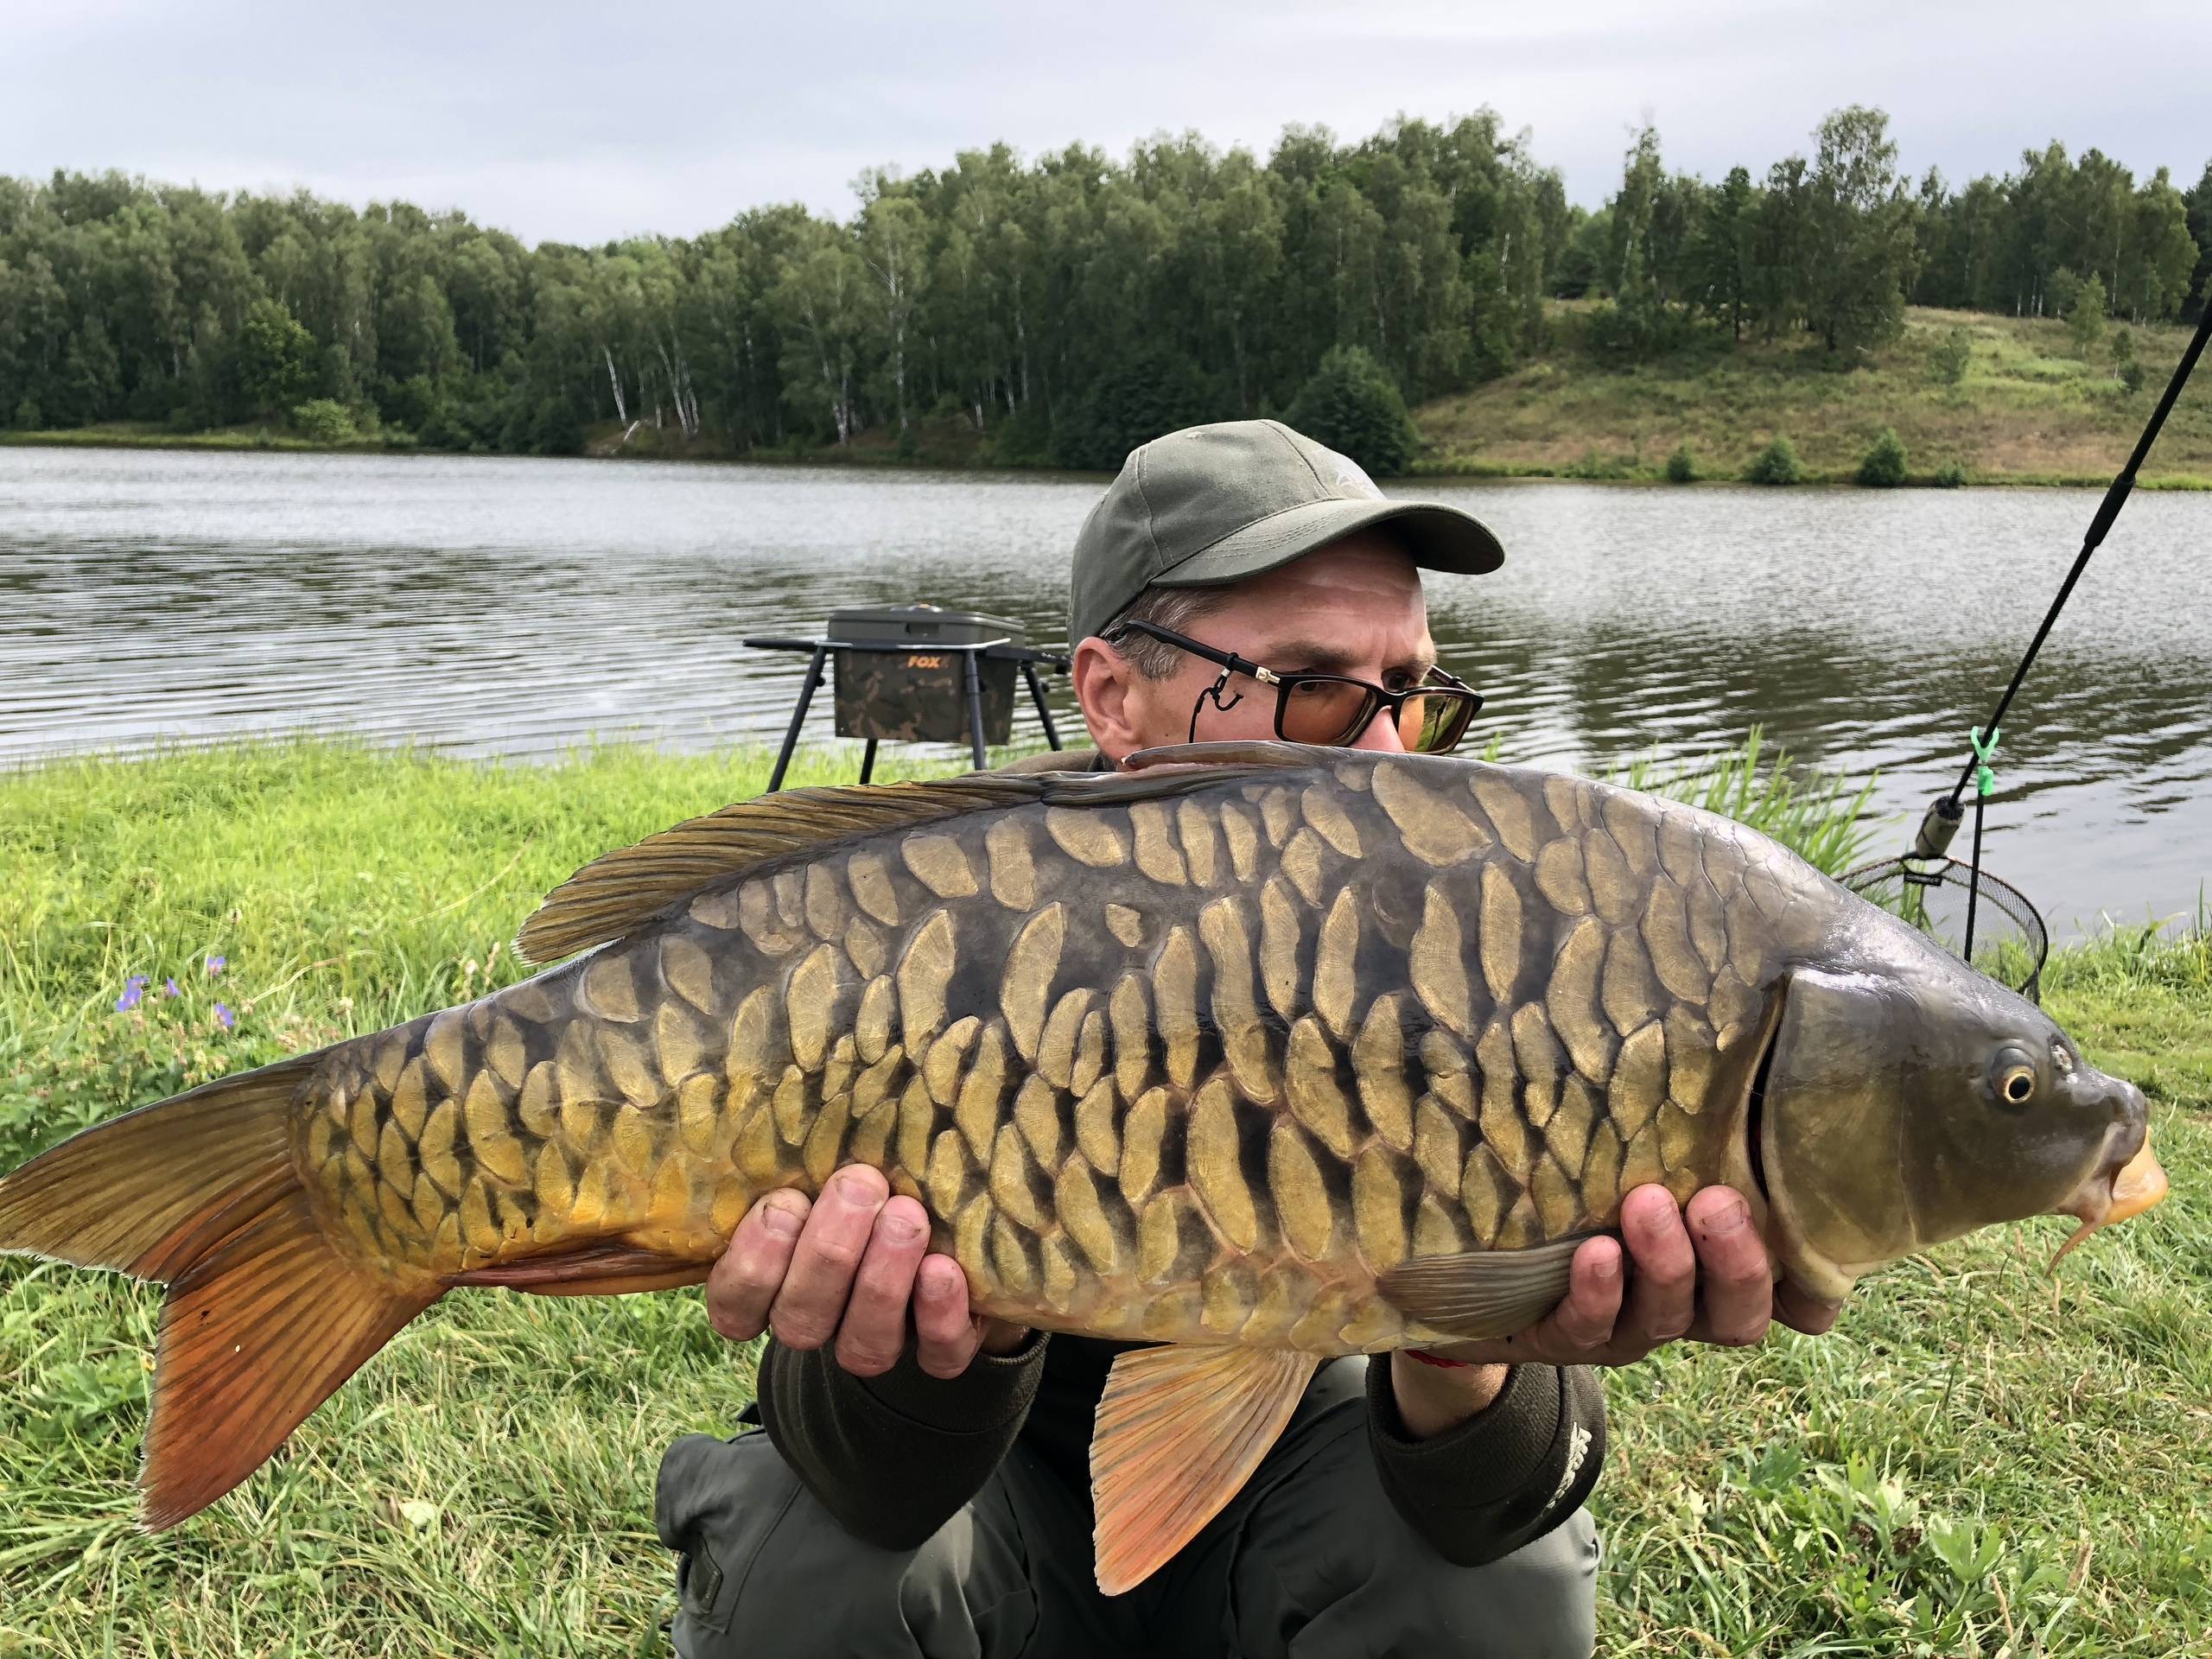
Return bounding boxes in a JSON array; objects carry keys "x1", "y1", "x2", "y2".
[
  {"x1": 767, "y1": 645, "x2": 829, "y2": 793},
  {"x1": 1020, "y1": 662, "x2": 1064, "y2": 751},
  {"x1": 963, "y1": 652, "x2": 988, "y2": 771}
]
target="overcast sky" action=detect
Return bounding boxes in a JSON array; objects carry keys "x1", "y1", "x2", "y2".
[{"x1": 7, "y1": 2, "x2": 2208, "y2": 246}]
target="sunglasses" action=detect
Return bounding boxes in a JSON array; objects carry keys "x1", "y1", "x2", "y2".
[{"x1": 1111, "y1": 619, "x2": 1484, "y2": 754}]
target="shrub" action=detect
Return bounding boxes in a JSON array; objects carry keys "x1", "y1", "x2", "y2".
[
  {"x1": 290, "y1": 398, "x2": 358, "y2": 445},
  {"x1": 2065, "y1": 272, "x2": 2107, "y2": 359},
  {"x1": 2119, "y1": 359, "x2": 2147, "y2": 395},
  {"x1": 1857, "y1": 428, "x2": 1908, "y2": 487},
  {"x1": 10, "y1": 395, "x2": 41, "y2": 430},
  {"x1": 1930, "y1": 327, "x2": 1972, "y2": 385},
  {"x1": 1932, "y1": 461, "x2": 1968, "y2": 488},
  {"x1": 1665, "y1": 445, "x2": 1697, "y2": 484},
  {"x1": 1283, "y1": 344, "x2": 1421, "y2": 476},
  {"x1": 1745, "y1": 435, "x2": 1802, "y2": 486}
]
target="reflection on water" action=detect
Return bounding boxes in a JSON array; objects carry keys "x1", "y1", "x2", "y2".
[{"x1": 3, "y1": 448, "x2": 2207, "y2": 935}]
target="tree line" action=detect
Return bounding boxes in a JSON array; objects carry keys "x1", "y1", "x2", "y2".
[{"x1": 2, "y1": 108, "x2": 2207, "y2": 468}]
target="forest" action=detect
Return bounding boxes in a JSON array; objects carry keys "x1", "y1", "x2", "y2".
[{"x1": 2, "y1": 106, "x2": 2207, "y2": 470}]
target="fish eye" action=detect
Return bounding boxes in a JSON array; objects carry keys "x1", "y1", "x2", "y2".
[{"x1": 1990, "y1": 1043, "x2": 2040, "y2": 1108}]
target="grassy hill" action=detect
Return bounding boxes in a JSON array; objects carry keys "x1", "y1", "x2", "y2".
[{"x1": 1413, "y1": 305, "x2": 2212, "y2": 487}]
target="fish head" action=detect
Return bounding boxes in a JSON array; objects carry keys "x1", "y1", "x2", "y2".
[{"x1": 1753, "y1": 959, "x2": 2161, "y2": 1301}]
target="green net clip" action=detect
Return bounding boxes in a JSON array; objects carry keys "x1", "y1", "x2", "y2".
[{"x1": 1968, "y1": 726, "x2": 2000, "y2": 798}]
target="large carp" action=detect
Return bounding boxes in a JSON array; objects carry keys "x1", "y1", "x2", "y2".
[{"x1": 0, "y1": 742, "x2": 2167, "y2": 1592}]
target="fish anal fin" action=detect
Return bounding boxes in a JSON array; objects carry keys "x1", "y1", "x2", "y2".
[
  {"x1": 1090, "y1": 1344, "x2": 1319, "y2": 1596},
  {"x1": 143, "y1": 1193, "x2": 439, "y2": 1529},
  {"x1": 1375, "y1": 1236, "x2": 1586, "y2": 1339},
  {"x1": 453, "y1": 1239, "x2": 710, "y2": 1297}
]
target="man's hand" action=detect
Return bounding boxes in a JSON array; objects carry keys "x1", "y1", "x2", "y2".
[
  {"x1": 706, "y1": 1166, "x2": 1028, "y2": 1379},
  {"x1": 1401, "y1": 1184, "x2": 1843, "y2": 1379}
]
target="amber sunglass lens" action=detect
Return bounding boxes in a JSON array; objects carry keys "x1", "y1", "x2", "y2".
[
  {"x1": 1278, "y1": 678, "x2": 1377, "y2": 745},
  {"x1": 1406, "y1": 690, "x2": 1475, "y2": 753}
]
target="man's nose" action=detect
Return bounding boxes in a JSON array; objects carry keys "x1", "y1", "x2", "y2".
[{"x1": 1349, "y1": 709, "x2": 1407, "y2": 753}]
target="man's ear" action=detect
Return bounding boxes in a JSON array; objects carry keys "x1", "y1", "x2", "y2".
[{"x1": 1071, "y1": 636, "x2": 1140, "y2": 762}]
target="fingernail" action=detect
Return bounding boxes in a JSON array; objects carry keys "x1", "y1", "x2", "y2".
[
  {"x1": 761, "y1": 1200, "x2": 802, "y2": 1237},
  {"x1": 883, "y1": 1211, "x2": 922, "y2": 1243},
  {"x1": 1596, "y1": 1252, "x2": 1620, "y2": 1284},
  {"x1": 1712, "y1": 1195, "x2": 1749, "y2": 1232}
]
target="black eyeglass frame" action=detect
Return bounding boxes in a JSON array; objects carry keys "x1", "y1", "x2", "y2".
[{"x1": 1109, "y1": 618, "x2": 1485, "y2": 753}]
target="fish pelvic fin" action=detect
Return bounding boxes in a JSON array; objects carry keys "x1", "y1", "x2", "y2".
[
  {"x1": 0, "y1": 1052, "x2": 442, "y2": 1528},
  {"x1": 1376, "y1": 1236, "x2": 1586, "y2": 1339},
  {"x1": 1090, "y1": 1344, "x2": 1319, "y2": 1597}
]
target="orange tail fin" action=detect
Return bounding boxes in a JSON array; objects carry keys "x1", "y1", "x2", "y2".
[{"x1": 0, "y1": 1055, "x2": 441, "y2": 1527}]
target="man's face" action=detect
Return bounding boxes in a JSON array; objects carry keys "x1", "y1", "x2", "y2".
[{"x1": 1073, "y1": 531, "x2": 1436, "y2": 761}]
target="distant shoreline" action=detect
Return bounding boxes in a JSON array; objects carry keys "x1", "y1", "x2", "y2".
[{"x1": 9, "y1": 423, "x2": 2209, "y2": 493}]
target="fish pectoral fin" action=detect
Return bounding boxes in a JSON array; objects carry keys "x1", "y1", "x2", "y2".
[
  {"x1": 452, "y1": 1240, "x2": 711, "y2": 1296},
  {"x1": 146, "y1": 1192, "x2": 440, "y2": 1528},
  {"x1": 1090, "y1": 1344, "x2": 1319, "y2": 1597},
  {"x1": 1375, "y1": 1236, "x2": 1588, "y2": 1339}
]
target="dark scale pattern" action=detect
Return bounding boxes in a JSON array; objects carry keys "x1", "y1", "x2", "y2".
[{"x1": 293, "y1": 751, "x2": 1834, "y2": 1357}]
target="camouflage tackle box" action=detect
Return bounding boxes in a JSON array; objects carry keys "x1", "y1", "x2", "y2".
[{"x1": 827, "y1": 604, "x2": 1025, "y2": 745}]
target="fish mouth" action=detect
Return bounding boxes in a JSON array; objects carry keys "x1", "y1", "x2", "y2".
[{"x1": 2050, "y1": 1109, "x2": 2167, "y2": 1268}]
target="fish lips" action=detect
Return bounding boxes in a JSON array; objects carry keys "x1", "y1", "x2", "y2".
[{"x1": 2050, "y1": 1095, "x2": 2167, "y2": 1265}]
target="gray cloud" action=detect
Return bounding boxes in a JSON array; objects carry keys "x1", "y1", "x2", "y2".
[{"x1": 6, "y1": 0, "x2": 2206, "y2": 245}]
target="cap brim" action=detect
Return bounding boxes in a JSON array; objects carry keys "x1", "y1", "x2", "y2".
[{"x1": 1154, "y1": 496, "x2": 1503, "y2": 594}]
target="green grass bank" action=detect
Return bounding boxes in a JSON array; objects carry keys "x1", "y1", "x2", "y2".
[{"x1": 0, "y1": 741, "x2": 2205, "y2": 1655}]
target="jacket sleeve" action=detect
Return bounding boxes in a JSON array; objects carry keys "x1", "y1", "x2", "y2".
[
  {"x1": 1363, "y1": 1362, "x2": 1607, "y2": 1567},
  {"x1": 753, "y1": 1331, "x2": 1050, "y2": 1550}
]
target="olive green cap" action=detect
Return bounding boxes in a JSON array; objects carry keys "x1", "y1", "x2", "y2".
[{"x1": 1067, "y1": 418, "x2": 1505, "y2": 645}]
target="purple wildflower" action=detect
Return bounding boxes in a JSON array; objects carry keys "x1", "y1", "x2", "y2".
[
  {"x1": 163, "y1": 977, "x2": 181, "y2": 999},
  {"x1": 206, "y1": 955, "x2": 227, "y2": 978},
  {"x1": 115, "y1": 974, "x2": 149, "y2": 1014},
  {"x1": 213, "y1": 1002, "x2": 235, "y2": 1031}
]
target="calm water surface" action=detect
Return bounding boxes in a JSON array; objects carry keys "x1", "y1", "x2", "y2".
[{"x1": 3, "y1": 447, "x2": 2207, "y2": 935}]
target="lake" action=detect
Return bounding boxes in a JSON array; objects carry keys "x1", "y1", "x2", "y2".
[{"x1": 3, "y1": 446, "x2": 2206, "y2": 936}]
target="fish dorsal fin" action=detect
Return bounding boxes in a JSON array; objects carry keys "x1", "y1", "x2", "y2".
[
  {"x1": 1122, "y1": 740, "x2": 1325, "y2": 772},
  {"x1": 1375, "y1": 1236, "x2": 1586, "y2": 1339},
  {"x1": 517, "y1": 775, "x2": 1036, "y2": 963},
  {"x1": 1090, "y1": 1344, "x2": 1320, "y2": 1595},
  {"x1": 516, "y1": 760, "x2": 1294, "y2": 964}
]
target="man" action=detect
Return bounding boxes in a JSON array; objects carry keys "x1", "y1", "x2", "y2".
[{"x1": 656, "y1": 420, "x2": 1841, "y2": 1656}]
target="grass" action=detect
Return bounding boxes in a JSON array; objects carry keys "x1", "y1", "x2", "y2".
[
  {"x1": 0, "y1": 422, "x2": 412, "y2": 456},
  {"x1": 1414, "y1": 305, "x2": 2212, "y2": 489},
  {"x1": 0, "y1": 738, "x2": 2204, "y2": 1655}
]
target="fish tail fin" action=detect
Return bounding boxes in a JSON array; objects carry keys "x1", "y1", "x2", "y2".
[{"x1": 0, "y1": 1054, "x2": 441, "y2": 1526}]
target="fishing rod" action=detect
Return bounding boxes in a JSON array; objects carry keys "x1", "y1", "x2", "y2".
[{"x1": 1908, "y1": 297, "x2": 2212, "y2": 963}]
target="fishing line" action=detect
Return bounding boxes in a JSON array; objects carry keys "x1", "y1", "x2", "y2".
[{"x1": 1910, "y1": 300, "x2": 2212, "y2": 969}]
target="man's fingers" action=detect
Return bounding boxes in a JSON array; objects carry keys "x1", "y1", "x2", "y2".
[
  {"x1": 912, "y1": 1254, "x2": 983, "y2": 1379},
  {"x1": 1683, "y1": 1185, "x2": 1773, "y2": 1346},
  {"x1": 1542, "y1": 1235, "x2": 1626, "y2": 1353},
  {"x1": 706, "y1": 1191, "x2": 811, "y2": 1342},
  {"x1": 832, "y1": 1197, "x2": 931, "y2": 1377},
  {"x1": 767, "y1": 1166, "x2": 890, "y2": 1350},
  {"x1": 1618, "y1": 1184, "x2": 1697, "y2": 1344}
]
